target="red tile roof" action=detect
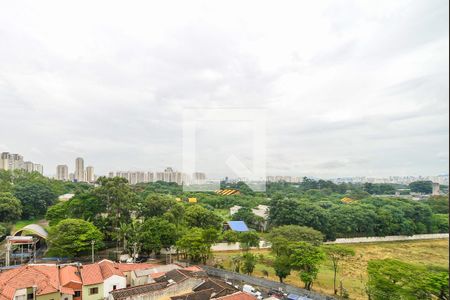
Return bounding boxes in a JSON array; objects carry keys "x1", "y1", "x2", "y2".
[
  {"x1": 98, "y1": 260, "x2": 124, "y2": 279},
  {"x1": 80, "y1": 264, "x2": 104, "y2": 285},
  {"x1": 1, "y1": 261, "x2": 160, "y2": 299},
  {"x1": 60, "y1": 266, "x2": 82, "y2": 286},
  {"x1": 0, "y1": 265, "x2": 61, "y2": 300},
  {"x1": 182, "y1": 266, "x2": 203, "y2": 272},
  {"x1": 117, "y1": 263, "x2": 157, "y2": 272},
  {"x1": 81, "y1": 260, "x2": 157, "y2": 285},
  {"x1": 216, "y1": 292, "x2": 257, "y2": 300}
]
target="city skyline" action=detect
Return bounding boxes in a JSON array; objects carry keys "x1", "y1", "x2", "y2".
[
  {"x1": 2, "y1": 149, "x2": 448, "y2": 185},
  {"x1": 0, "y1": 1, "x2": 448, "y2": 179}
]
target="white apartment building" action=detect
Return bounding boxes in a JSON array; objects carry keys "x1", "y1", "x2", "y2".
[
  {"x1": 110, "y1": 168, "x2": 189, "y2": 185},
  {"x1": 0, "y1": 152, "x2": 24, "y2": 171},
  {"x1": 1, "y1": 152, "x2": 43, "y2": 174},
  {"x1": 57, "y1": 165, "x2": 69, "y2": 181},
  {"x1": 75, "y1": 157, "x2": 85, "y2": 182},
  {"x1": 33, "y1": 164, "x2": 43, "y2": 174},
  {"x1": 86, "y1": 166, "x2": 95, "y2": 183},
  {"x1": 23, "y1": 161, "x2": 34, "y2": 172}
]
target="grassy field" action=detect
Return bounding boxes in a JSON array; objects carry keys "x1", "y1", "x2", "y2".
[{"x1": 212, "y1": 239, "x2": 449, "y2": 300}]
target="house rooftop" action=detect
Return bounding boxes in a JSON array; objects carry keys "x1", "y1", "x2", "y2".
[{"x1": 226, "y1": 221, "x2": 249, "y2": 232}]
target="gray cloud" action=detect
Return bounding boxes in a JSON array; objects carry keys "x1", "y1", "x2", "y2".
[{"x1": 0, "y1": 0, "x2": 448, "y2": 178}]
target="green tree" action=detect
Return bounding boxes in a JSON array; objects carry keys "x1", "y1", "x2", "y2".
[
  {"x1": 139, "y1": 217, "x2": 178, "y2": 254},
  {"x1": 0, "y1": 224, "x2": 8, "y2": 240},
  {"x1": 423, "y1": 196, "x2": 449, "y2": 214},
  {"x1": 367, "y1": 259, "x2": 449, "y2": 300},
  {"x1": 95, "y1": 177, "x2": 138, "y2": 240},
  {"x1": 162, "y1": 203, "x2": 185, "y2": 228},
  {"x1": 323, "y1": 245, "x2": 355, "y2": 295},
  {"x1": 273, "y1": 255, "x2": 292, "y2": 283},
  {"x1": 241, "y1": 252, "x2": 257, "y2": 275},
  {"x1": 431, "y1": 214, "x2": 449, "y2": 233},
  {"x1": 184, "y1": 205, "x2": 223, "y2": 229},
  {"x1": 139, "y1": 193, "x2": 177, "y2": 218},
  {"x1": 45, "y1": 201, "x2": 69, "y2": 226},
  {"x1": 290, "y1": 242, "x2": 324, "y2": 290},
  {"x1": 47, "y1": 218, "x2": 103, "y2": 257},
  {"x1": 202, "y1": 227, "x2": 221, "y2": 244},
  {"x1": 222, "y1": 230, "x2": 239, "y2": 243},
  {"x1": 267, "y1": 225, "x2": 324, "y2": 246},
  {"x1": 13, "y1": 182, "x2": 57, "y2": 219},
  {"x1": 0, "y1": 192, "x2": 22, "y2": 222},
  {"x1": 67, "y1": 193, "x2": 106, "y2": 221},
  {"x1": 238, "y1": 231, "x2": 260, "y2": 251},
  {"x1": 176, "y1": 228, "x2": 213, "y2": 263},
  {"x1": 232, "y1": 207, "x2": 257, "y2": 229},
  {"x1": 231, "y1": 254, "x2": 242, "y2": 273},
  {"x1": 409, "y1": 181, "x2": 433, "y2": 194}
]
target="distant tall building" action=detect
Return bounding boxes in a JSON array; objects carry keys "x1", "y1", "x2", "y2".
[
  {"x1": 192, "y1": 172, "x2": 206, "y2": 184},
  {"x1": 57, "y1": 165, "x2": 69, "y2": 181},
  {"x1": 23, "y1": 161, "x2": 34, "y2": 172},
  {"x1": 0, "y1": 152, "x2": 42, "y2": 174},
  {"x1": 86, "y1": 166, "x2": 95, "y2": 183},
  {"x1": 33, "y1": 164, "x2": 43, "y2": 175},
  {"x1": 432, "y1": 182, "x2": 440, "y2": 196},
  {"x1": 75, "y1": 157, "x2": 85, "y2": 182},
  {"x1": 147, "y1": 172, "x2": 154, "y2": 183},
  {"x1": 0, "y1": 152, "x2": 24, "y2": 171},
  {"x1": 0, "y1": 153, "x2": 8, "y2": 170}
]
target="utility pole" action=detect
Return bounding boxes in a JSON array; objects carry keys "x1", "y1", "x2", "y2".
[
  {"x1": 132, "y1": 242, "x2": 137, "y2": 263},
  {"x1": 5, "y1": 240, "x2": 11, "y2": 267},
  {"x1": 33, "y1": 239, "x2": 36, "y2": 264},
  {"x1": 91, "y1": 240, "x2": 95, "y2": 263}
]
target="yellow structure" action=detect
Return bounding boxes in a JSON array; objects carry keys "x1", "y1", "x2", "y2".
[
  {"x1": 341, "y1": 197, "x2": 355, "y2": 204},
  {"x1": 215, "y1": 189, "x2": 240, "y2": 196},
  {"x1": 188, "y1": 197, "x2": 198, "y2": 203}
]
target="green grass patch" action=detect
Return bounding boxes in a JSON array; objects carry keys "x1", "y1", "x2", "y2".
[{"x1": 211, "y1": 239, "x2": 449, "y2": 300}]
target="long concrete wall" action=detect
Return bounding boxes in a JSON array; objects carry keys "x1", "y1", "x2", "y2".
[
  {"x1": 211, "y1": 234, "x2": 449, "y2": 252},
  {"x1": 211, "y1": 241, "x2": 271, "y2": 252},
  {"x1": 325, "y1": 233, "x2": 449, "y2": 244}
]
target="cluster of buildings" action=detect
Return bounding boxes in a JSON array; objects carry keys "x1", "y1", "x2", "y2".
[
  {"x1": 0, "y1": 261, "x2": 257, "y2": 300},
  {"x1": 331, "y1": 175, "x2": 449, "y2": 185},
  {"x1": 56, "y1": 158, "x2": 95, "y2": 183},
  {"x1": 108, "y1": 168, "x2": 206, "y2": 186},
  {"x1": 0, "y1": 152, "x2": 43, "y2": 175},
  {"x1": 266, "y1": 176, "x2": 302, "y2": 183}
]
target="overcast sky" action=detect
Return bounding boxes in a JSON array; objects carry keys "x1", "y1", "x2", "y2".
[{"x1": 0, "y1": 0, "x2": 448, "y2": 179}]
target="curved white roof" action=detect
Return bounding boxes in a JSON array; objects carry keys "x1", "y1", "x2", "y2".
[{"x1": 14, "y1": 224, "x2": 48, "y2": 239}]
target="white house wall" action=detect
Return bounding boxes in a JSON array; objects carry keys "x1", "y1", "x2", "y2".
[{"x1": 104, "y1": 275, "x2": 126, "y2": 298}]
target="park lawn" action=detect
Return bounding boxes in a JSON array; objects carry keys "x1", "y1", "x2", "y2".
[{"x1": 212, "y1": 239, "x2": 449, "y2": 300}]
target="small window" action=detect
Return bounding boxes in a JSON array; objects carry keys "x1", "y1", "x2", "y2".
[
  {"x1": 113, "y1": 285, "x2": 117, "y2": 290},
  {"x1": 74, "y1": 291, "x2": 81, "y2": 298},
  {"x1": 64, "y1": 298, "x2": 68, "y2": 300},
  {"x1": 89, "y1": 287, "x2": 99, "y2": 295},
  {"x1": 27, "y1": 294, "x2": 33, "y2": 300}
]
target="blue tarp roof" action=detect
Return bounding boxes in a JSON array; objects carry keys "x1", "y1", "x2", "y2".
[{"x1": 227, "y1": 221, "x2": 249, "y2": 232}]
